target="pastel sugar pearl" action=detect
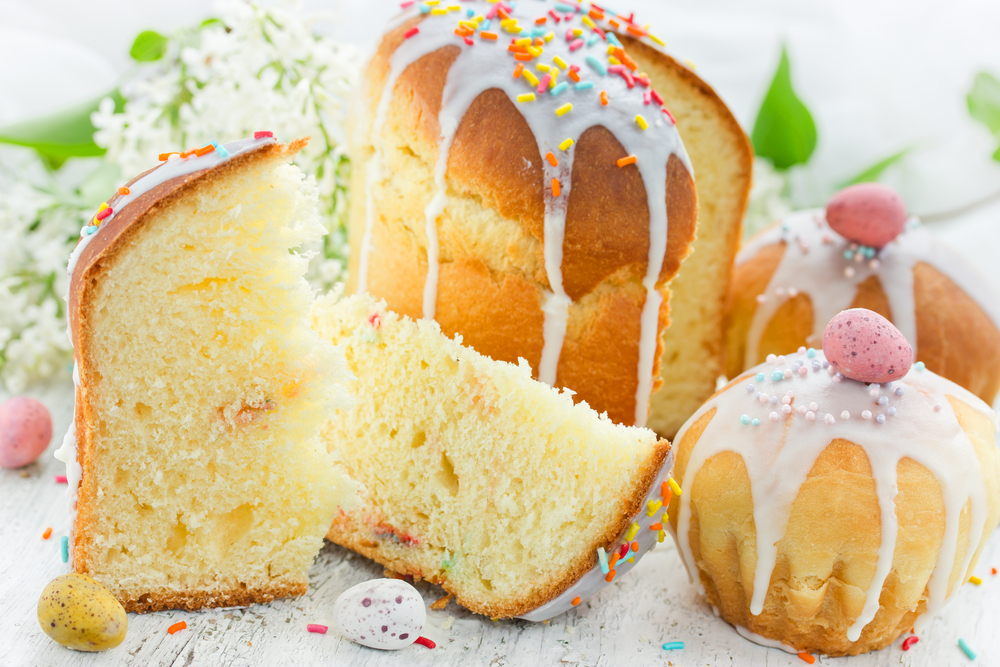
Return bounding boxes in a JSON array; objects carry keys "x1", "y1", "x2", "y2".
[
  {"x1": 0, "y1": 396, "x2": 52, "y2": 468},
  {"x1": 825, "y1": 183, "x2": 907, "y2": 248},
  {"x1": 333, "y1": 579, "x2": 425, "y2": 650},
  {"x1": 822, "y1": 309, "x2": 913, "y2": 383}
]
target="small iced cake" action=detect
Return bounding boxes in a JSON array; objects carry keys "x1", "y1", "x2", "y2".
[
  {"x1": 726, "y1": 183, "x2": 1000, "y2": 404},
  {"x1": 670, "y1": 309, "x2": 1000, "y2": 656},
  {"x1": 312, "y1": 293, "x2": 677, "y2": 620},
  {"x1": 56, "y1": 136, "x2": 358, "y2": 612}
]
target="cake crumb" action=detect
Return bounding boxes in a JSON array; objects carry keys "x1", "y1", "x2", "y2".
[
  {"x1": 441, "y1": 614, "x2": 455, "y2": 630},
  {"x1": 430, "y1": 593, "x2": 452, "y2": 610},
  {"x1": 565, "y1": 624, "x2": 575, "y2": 635}
]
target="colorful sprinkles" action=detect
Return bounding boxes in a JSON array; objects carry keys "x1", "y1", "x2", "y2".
[
  {"x1": 662, "y1": 641, "x2": 684, "y2": 650},
  {"x1": 307, "y1": 623, "x2": 328, "y2": 634},
  {"x1": 42, "y1": 527, "x2": 52, "y2": 540},
  {"x1": 958, "y1": 638, "x2": 976, "y2": 660},
  {"x1": 414, "y1": 636, "x2": 437, "y2": 649},
  {"x1": 167, "y1": 621, "x2": 187, "y2": 635},
  {"x1": 60, "y1": 535, "x2": 68, "y2": 563}
]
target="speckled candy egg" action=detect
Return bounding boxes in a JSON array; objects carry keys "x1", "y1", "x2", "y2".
[
  {"x1": 826, "y1": 183, "x2": 908, "y2": 248},
  {"x1": 0, "y1": 396, "x2": 52, "y2": 468},
  {"x1": 823, "y1": 309, "x2": 913, "y2": 383},
  {"x1": 333, "y1": 578, "x2": 425, "y2": 650},
  {"x1": 38, "y1": 574, "x2": 127, "y2": 651}
]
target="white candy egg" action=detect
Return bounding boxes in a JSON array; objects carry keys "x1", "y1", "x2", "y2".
[{"x1": 333, "y1": 578, "x2": 425, "y2": 650}]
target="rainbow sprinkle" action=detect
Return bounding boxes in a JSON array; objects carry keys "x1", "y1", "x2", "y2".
[
  {"x1": 662, "y1": 642, "x2": 684, "y2": 651},
  {"x1": 60, "y1": 536, "x2": 68, "y2": 563},
  {"x1": 559, "y1": 138, "x2": 575, "y2": 150},
  {"x1": 668, "y1": 478, "x2": 682, "y2": 497},
  {"x1": 958, "y1": 639, "x2": 976, "y2": 660},
  {"x1": 307, "y1": 624, "x2": 328, "y2": 634},
  {"x1": 555, "y1": 103, "x2": 573, "y2": 116},
  {"x1": 518, "y1": 93, "x2": 536, "y2": 102}
]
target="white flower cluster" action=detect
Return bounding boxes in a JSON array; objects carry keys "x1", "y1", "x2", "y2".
[
  {"x1": 0, "y1": 181, "x2": 87, "y2": 392},
  {"x1": 0, "y1": 0, "x2": 361, "y2": 391},
  {"x1": 92, "y1": 0, "x2": 362, "y2": 289}
]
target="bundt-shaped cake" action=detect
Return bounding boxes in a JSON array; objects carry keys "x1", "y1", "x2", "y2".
[
  {"x1": 55, "y1": 136, "x2": 358, "y2": 612},
  {"x1": 669, "y1": 311, "x2": 1000, "y2": 655},
  {"x1": 726, "y1": 184, "x2": 1000, "y2": 404},
  {"x1": 312, "y1": 293, "x2": 676, "y2": 620},
  {"x1": 348, "y1": 0, "x2": 751, "y2": 430}
]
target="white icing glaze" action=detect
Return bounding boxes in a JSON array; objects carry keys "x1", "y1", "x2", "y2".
[
  {"x1": 739, "y1": 210, "x2": 1000, "y2": 370},
  {"x1": 734, "y1": 624, "x2": 798, "y2": 654},
  {"x1": 358, "y1": 1, "x2": 691, "y2": 423},
  {"x1": 673, "y1": 348, "x2": 996, "y2": 643},
  {"x1": 517, "y1": 441, "x2": 676, "y2": 622},
  {"x1": 56, "y1": 136, "x2": 277, "y2": 551}
]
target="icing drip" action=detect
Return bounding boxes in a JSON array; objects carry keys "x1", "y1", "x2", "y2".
[
  {"x1": 739, "y1": 211, "x2": 1000, "y2": 369},
  {"x1": 673, "y1": 349, "x2": 995, "y2": 641},
  {"x1": 517, "y1": 437, "x2": 676, "y2": 622},
  {"x1": 360, "y1": 1, "x2": 691, "y2": 421},
  {"x1": 56, "y1": 136, "x2": 277, "y2": 546}
]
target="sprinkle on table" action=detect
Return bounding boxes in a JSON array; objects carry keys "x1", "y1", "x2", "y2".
[
  {"x1": 902, "y1": 636, "x2": 919, "y2": 651},
  {"x1": 168, "y1": 621, "x2": 187, "y2": 635},
  {"x1": 307, "y1": 624, "x2": 328, "y2": 634},
  {"x1": 662, "y1": 641, "x2": 684, "y2": 651},
  {"x1": 797, "y1": 652, "x2": 815, "y2": 664},
  {"x1": 958, "y1": 638, "x2": 976, "y2": 660},
  {"x1": 969, "y1": 575, "x2": 982, "y2": 585},
  {"x1": 414, "y1": 636, "x2": 436, "y2": 649},
  {"x1": 42, "y1": 527, "x2": 52, "y2": 540},
  {"x1": 616, "y1": 155, "x2": 637, "y2": 168},
  {"x1": 55, "y1": 475, "x2": 67, "y2": 484}
]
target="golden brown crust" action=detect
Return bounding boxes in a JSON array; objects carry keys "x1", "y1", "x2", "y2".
[
  {"x1": 668, "y1": 398, "x2": 1000, "y2": 656},
  {"x1": 725, "y1": 240, "x2": 1000, "y2": 404},
  {"x1": 119, "y1": 581, "x2": 306, "y2": 614},
  {"x1": 68, "y1": 139, "x2": 311, "y2": 609},
  {"x1": 327, "y1": 438, "x2": 672, "y2": 618},
  {"x1": 355, "y1": 20, "x2": 700, "y2": 426}
]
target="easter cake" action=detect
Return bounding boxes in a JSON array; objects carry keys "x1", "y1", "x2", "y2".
[
  {"x1": 312, "y1": 293, "x2": 676, "y2": 620},
  {"x1": 55, "y1": 136, "x2": 359, "y2": 612},
  {"x1": 348, "y1": 0, "x2": 752, "y2": 432},
  {"x1": 669, "y1": 309, "x2": 1000, "y2": 655},
  {"x1": 725, "y1": 183, "x2": 1000, "y2": 403}
]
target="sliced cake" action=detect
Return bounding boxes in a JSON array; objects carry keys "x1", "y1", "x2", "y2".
[
  {"x1": 56, "y1": 136, "x2": 359, "y2": 612},
  {"x1": 312, "y1": 293, "x2": 675, "y2": 620}
]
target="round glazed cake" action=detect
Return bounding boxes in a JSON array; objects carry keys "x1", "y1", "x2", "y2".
[
  {"x1": 725, "y1": 190, "x2": 1000, "y2": 404},
  {"x1": 668, "y1": 337, "x2": 1000, "y2": 655},
  {"x1": 347, "y1": 0, "x2": 752, "y2": 429}
]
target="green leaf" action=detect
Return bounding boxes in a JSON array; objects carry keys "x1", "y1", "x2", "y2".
[
  {"x1": 968, "y1": 71, "x2": 1000, "y2": 135},
  {"x1": 130, "y1": 30, "x2": 168, "y2": 62},
  {"x1": 0, "y1": 90, "x2": 124, "y2": 167},
  {"x1": 751, "y1": 45, "x2": 817, "y2": 170},
  {"x1": 994, "y1": 144, "x2": 1000, "y2": 163},
  {"x1": 839, "y1": 147, "x2": 912, "y2": 187},
  {"x1": 200, "y1": 17, "x2": 224, "y2": 29}
]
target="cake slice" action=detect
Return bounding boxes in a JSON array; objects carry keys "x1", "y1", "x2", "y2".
[
  {"x1": 57, "y1": 137, "x2": 358, "y2": 612},
  {"x1": 312, "y1": 293, "x2": 675, "y2": 620}
]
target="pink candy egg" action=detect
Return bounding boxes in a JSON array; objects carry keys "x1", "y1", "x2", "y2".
[
  {"x1": 333, "y1": 579, "x2": 425, "y2": 650},
  {"x1": 825, "y1": 183, "x2": 907, "y2": 248},
  {"x1": 0, "y1": 396, "x2": 53, "y2": 468},
  {"x1": 823, "y1": 309, "x2": 913, "y2": 383}
]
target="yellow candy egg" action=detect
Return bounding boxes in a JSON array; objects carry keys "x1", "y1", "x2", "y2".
[{"x1": 37, "y1": 574, "x2": 127, "y2": 651}]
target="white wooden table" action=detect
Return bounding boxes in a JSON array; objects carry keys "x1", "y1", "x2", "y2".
[{"x1": 1, "y1": 381, "x2": 998, "y2": 667}]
